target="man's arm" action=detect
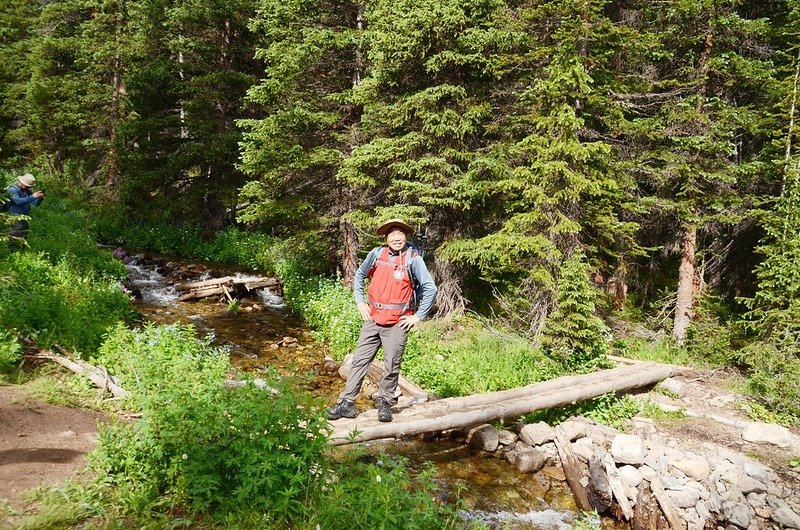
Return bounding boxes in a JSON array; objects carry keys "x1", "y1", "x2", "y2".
[
  {"x1": 409, "y1": 256, "x2": 437, "y2": 321},
  {"x1": 353, "y1": 248, "x2": 380, "y2": 320},
  {"x1": 7, "y1": 187, "x2": 38, "y2": 206}
]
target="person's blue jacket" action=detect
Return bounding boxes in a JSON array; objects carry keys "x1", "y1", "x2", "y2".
[{"x1": 7, "y1": 185, "x2": 43, "y2": 216}]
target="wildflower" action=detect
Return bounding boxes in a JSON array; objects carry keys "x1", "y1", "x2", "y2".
[
  {"x1": 376, "y1": 474, "x2": 382, "y2": 483},
  {"x1": 182, "y1": 454, "x2": 188, "y2": 460}
]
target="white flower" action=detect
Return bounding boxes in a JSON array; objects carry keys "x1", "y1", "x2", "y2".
[
  {"x1": 182, "y1": 454, "x2": 188, "y2": 460},
  {"x1": 375, "y1": 474, "x2": 382, "y2": 483}
]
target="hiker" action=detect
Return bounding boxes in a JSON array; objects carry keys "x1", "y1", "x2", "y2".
[
  {"x1": 6, "y1": 173, "x2": 44, "y2": 252},
  {"x1": 326, "y1": 219, "x2": 437, "y2": 423}
]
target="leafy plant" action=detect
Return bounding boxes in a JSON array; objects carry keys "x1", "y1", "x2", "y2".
[
  {"x1": 526, "y1": 393, "x2": 641, "y2": 431},
  {"x1": 91, "y1": 323, "x2": 331, "y2": 523},
  {"x1": 0, "y1": 328, "x2": 22, "y2": 372}
]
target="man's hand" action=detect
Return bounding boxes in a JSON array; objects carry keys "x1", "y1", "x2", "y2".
[
  {"x1": 357, "y1": 302, "x2": 372, "y2": 321},
  {"x1": 398, "y1": 314, "x2": 419, "y2": 330},
  {"x1": 33, "y1": 191, "x2": 44, "y2": 199}
]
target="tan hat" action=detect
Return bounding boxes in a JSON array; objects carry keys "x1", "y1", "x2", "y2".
[
  {"x1": 376, "y1": 219, "x2": 414, "y2": 237},
  {"x1": 17, "y1": 173, "x2": 36, "y2": 187}
]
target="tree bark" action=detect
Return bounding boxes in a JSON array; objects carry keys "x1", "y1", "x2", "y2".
[
  {"x1": 341, "y1": 218, "x2": 359, "y2": 285},
  {"x1": 433, "y1": 254, "x2": 466, "y2": 317},
  {"x1": 672, "y1": 226, "x2": 696, "y2": 344},
  {"x1": 554, "y1": 428, "x2": 592, "y2": 511}
]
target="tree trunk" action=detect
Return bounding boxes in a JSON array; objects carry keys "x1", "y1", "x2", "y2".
[
  {"x1": 672, "y1": 226, "x2": 696, "y2": 343},
  {"x1": 433, "y1": 254, "x2": 466, "y2": 317},
  {"x1": 341, "y1": 218, "x2": 359, "y2": 285}
]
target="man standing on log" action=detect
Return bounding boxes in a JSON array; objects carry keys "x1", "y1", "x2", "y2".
[
  {"x1": 326, "y1": 219, "x2": 437, "y2": 423},
  {"x1": 6, "y1": 173, "x2": 44, "y2": 252}
]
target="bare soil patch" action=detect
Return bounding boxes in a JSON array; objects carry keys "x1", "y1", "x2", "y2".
[{"x1": 0, "y1": 385, "x2": 107, "y2": 512}]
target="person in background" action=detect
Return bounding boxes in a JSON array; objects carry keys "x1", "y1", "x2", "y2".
[
  {"x1": 326, "y1": 219, "x2": 437, "y2": 423},
  {"x1": 6, "y1": 173, "x2": 44, "y2": 252}
]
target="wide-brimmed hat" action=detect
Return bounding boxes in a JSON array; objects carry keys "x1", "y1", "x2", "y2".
[
  {"x1": 17, "y1": 173, "x2": 36, "y2": 187},
  {"x1": 376, "y1": 219, "x2": 414, "y2": 237}
]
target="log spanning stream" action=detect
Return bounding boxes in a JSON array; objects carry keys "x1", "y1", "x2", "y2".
[{"x1": 124, "y1": 251, "x2": 626, "y2": 530}]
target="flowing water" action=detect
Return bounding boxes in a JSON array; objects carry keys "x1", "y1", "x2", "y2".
[{"x1": 123, "y1": 250, "x2": 624, "y2": 530}]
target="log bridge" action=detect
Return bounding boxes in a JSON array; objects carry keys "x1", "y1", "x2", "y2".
[
  {"x1": 329, "y1": 361, "x2": 677, "y2": 445},
  {"x1": 174, "y1": 275, "x2": 282, "y2": 301}
]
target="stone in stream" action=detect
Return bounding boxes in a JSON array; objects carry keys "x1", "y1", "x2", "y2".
[
  {"x1": 514, "y1": 449, "x2": 548, "y2": 474},
  {"x1": 519, "y1": 422, "x2": 554, "y2": 446},
  {"x1": 558, "y1": 418, "x2": 587, "y2": 441},
  {"x1": 467, "y1": 424, "x2": 500, "y2": 452},
  {"x1": 497, "y1": 429, "x2": 518, "y2": 447},
  {"x1": 618, "y1": 465, "x2": 643, "y2": 488}
]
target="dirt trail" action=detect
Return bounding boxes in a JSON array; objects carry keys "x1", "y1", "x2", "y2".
[{"x1": 0, "y1": 385, "x2": 107, "y2": 514}]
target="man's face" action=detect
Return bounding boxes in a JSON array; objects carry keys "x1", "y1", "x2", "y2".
[{"x1": 385, "y1": 228, "x2": 408, "y2": 252}]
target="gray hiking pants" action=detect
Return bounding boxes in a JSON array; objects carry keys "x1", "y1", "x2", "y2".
[{"x1": 339, "y1": 319, "x2": 409, "y2": 403}]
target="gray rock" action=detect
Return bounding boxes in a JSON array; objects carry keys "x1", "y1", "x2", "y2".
[
  {"x1": 771, "y1": 499, "x2": 800, "y2": 529},
  {"x1": 746, "y1": 492, "x2": 766, "y2": 510},
  {"x1": 468, "y1": 424, "x2": 500, "y2": 452},
  {"x1": 618, "y1": 465, "x2": 643, "y2": 488},
  {"x1": 667, "y1": 486, "x2": 701, "y2": 509},
  {"x1": 661, "y1": 475, "x2": 684, "y2": 489},
  {"x1": 639, "y1": 465, "x2": 657, "y2": 481},
  {"x1": 671, "y1": 456, "x2": 711, "y2": 481},
  {"x1": 520, "y1": 422, "x2": 554, "y2": 446},
  {"x1": 755, "y1": 505, "x2": 773, "y2": 518},
  {"x1": 696, "y1": 499, "x2": 711, "y2": 521},
  {"x1": 498, "y1": 429, "x2": 518, "y2": 446},
  {"x1": 739, "y1": 475, "x2": 767, "y2": 495},
  {"x1": 559, "y1": 419, "x2": 587, "y2": 441},
  {"x1": 611, "y1": 434, "x2": 646, "y2": 465},
  {"x1": 721, "y1": 450, "x2": 778, "y2": 484},
  {"x1": 742, "y1": 422, "x2": 794, "y2": 448},
  {"x1": 707, "y1": 493, "x2": 723, "y2": 513},
  {"x1": 572, "y1": 439, "x2": 595, "y2": 463},
  {"x1": 515, "y1": 449, "x2": 548, "y2": 474},
  {"x1": 722, "y1": 500, "x2": 755, "y2": 529}
]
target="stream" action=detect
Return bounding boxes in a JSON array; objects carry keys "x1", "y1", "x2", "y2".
[{"x1": 123, "y1": 250, "x2": 619, "y2": 530}]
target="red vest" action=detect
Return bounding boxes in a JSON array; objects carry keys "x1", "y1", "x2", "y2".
[{"x1": 368, "y1": 247, "x2": 416, "y2": 325}]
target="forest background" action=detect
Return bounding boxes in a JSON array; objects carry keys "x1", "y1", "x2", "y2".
[{"x1": 1, "y1": 0, "x2": 800, "y2": 424}]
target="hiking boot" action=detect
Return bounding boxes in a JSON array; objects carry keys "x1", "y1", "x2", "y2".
[
  {"x1": 326, "y1": 400, "x2": 357, "y2": 420},
  {"x1": 377, "y1": 399, "x2": 393, "y2": 423}
]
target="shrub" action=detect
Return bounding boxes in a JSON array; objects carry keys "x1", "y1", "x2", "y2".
[
  {"x1": 0, "y1": 253, "x2": 133, "y2": 353},
  {"x1": 402, "y1": 317, "x2": 562, "y2": 397},
  {"x1": 0, "y1": 329, "x2": 22, "y2": 372},
  {"x1": 311, "y1": 455, "x2": 465, "y2": 530},
  {"x1": 91, "y1": 324, "x2": 331, "y2": 523}
]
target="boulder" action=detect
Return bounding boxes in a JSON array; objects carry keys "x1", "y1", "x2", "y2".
[
  {"x1": 519, "y1": 422, "x2": 555, "y2": 446},
  {"x1": 559, "y1": 419, "x2": 587, "y2": 441},
  {"x1": 671, "y1": 456, "x2": 711, "y2": 481},
  {"x1": 618, "y1": 465, "x2": 643, "y2": 488},
  {"x1": 667, "y1": 486, "x2": 701, "y2": 509},
  {"x1": 498, "y1": 429, "x2": 518, "y2": 446},
  {"x1": 467, "y1": 424, "x2": 500, "y2": 452},
  {"x1": 723, "y1": 500, "x2": 755, "y2": 529},
  {"x1": 770, "y1": 499, "x2": 800, "y2": 529},
  {"x1": 610, "y1": 434, "x2": 646, "y2": 465},
  {"x1": 742, "y1": 422, "x2": 793, "y2": 448},
  {"x1": 515, "y1": 449, "x2": 548, "y2": 474}
]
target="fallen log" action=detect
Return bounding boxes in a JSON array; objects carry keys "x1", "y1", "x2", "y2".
[
  {"x1": 174, "y1": 276, "x2": 281, "y2": 292},
  {"x1": 338, "y1": 353, "x2": 428, "y2": 401},
  {"x1": 650, "y1": 477, "x2": 685, "y2": 530},
  {"x1": 554, "y1": 427, "x2": 592, "y2": 512},
  {"x1": 330, "y1": 362, "x2": 677, "y2": 445},
  {"x1": 587, "y1": 453, "x2": 613, "y2": 513},
  {"x1": 27, "y1": 352, "x2": 129, "y2": 399},
  {"x1": 603, "y1": 453, "x2": 634, "y2": 520}
]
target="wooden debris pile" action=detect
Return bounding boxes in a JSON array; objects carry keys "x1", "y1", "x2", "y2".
[{"x1": 175, "y1": 275, "x2": 282, "y2": 301}]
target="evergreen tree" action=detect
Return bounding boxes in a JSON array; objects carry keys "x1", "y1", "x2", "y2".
[
  {"x1": 239, "y1": 0, "x2": 360, "y2": 265},
  {"x1": 337, "y1": 0, "x2": 516, "y2": 314}
]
